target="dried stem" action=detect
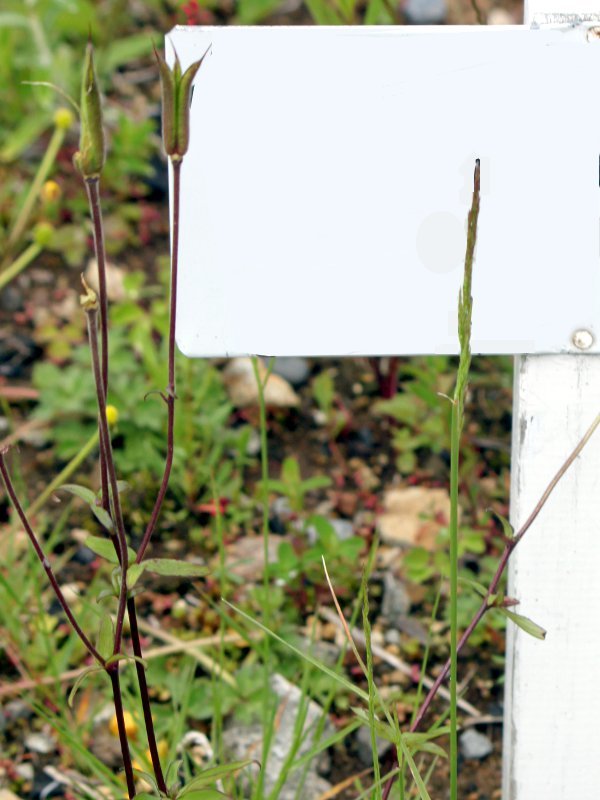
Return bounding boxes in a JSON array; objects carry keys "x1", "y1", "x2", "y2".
[
  {"x1": 381, "y1": 410, "x2": 600, "y2": 799},
  {"x1": 136, "y1": 158, "x2": 181, "y2": 563},
  {"x1": 0, "y1": 451, "x2": 104, "y2": 665}
]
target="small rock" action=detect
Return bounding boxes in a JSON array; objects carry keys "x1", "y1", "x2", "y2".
[
  {"x1": 272, "y1": 357, "x2": 310, "y2": 386},
  {"x1": 487, "y1": 7, "x2": 515, "y2": 25},
  {"x1": 71, "y1": 545, "x2": 97, "y2": 566},
  {"x1": 355, "y1": 725, "x2": 392, "y2": 766},
  {"x1": 24, "y1": 732, "x2": 56, "y2": 755},
  {"x1": 15, "y1": 764, "x2": 34, "y2": 783},
  {"x1": 3, "y1": 699, "x2": 33, "y2": 722},
  {"x1": 330, "y1": 518, "x2": 355, "y2": 541},
  {"x1": 223, "y1": 358, "x2": 300, "y2": 409},
  {"x1": 459, "y1": 728, "x2": 493, "y2": 760},
  {"x1": 307, "y1": 517, "x2": 354, "y2": 544},
  {"x1": 0, "y1": 285, "x2": 23, "y2": 312},
  {"x1": 403, "y1": 0, "x2": 447, "y2": 24},
  {"x1": 381, "y1": 573, "x2": 411, "y2": 619},
  {"x1": 384, "y1": 628, "x2": 402, "y2": 647},
  {"x1": 377, "y1": 486, "x2": 451, "y2": 549},
  {"x1": 0, "y1": 789, "x2": 24, "y2": 800},
  {"x1": 223, "y1": 534, "x2": 282, "y2": 582},
  {"x1": 222, "y1": 673, "x2": 334, "y2": 800},
  {"x1": 85, "y1": 259, "x2": 126, "y2": 302}
]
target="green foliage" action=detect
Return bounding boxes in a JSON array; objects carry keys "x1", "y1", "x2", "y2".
[
  {"x1": 32, "y1": 272, "x2": 252, "y2": 516},
  {"x1": 257, "y1": 456, "x2": 331, "y2": 514}
]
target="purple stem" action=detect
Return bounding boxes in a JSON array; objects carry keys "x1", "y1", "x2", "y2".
[
  {"x1": 136, "y1": 158, "x2": 181, "y2": 564},
  {"x1": 0, "y1": 451, "x2": 104, "y2": 665},
  {"x1": 85, "y1": 178, "x2": 110, "y2": 512}
]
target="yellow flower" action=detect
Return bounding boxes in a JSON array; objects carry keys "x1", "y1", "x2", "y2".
[
  {"x1": 41, "y1": 180, "x2": 61, "y2": 203},
  {"x1": 106, "y1": 405, "x2": 119, "y2": 427},
  {"x1": 109, "y1": 710, "x2": 138, "y2": 739},
  {"x1": 53, "y1": 107, "x2": 75, "y2": 130}
]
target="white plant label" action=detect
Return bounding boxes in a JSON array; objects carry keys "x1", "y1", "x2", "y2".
[{"x1": 170, "y1": 25, "x2": 600, "y2": 357}]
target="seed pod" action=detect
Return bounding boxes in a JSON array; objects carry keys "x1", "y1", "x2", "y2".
[
  {"x1": 74, "y1": 41, "x2": 106, "y2": 179},
  {"x1": 155, "y1": 45, "x2": 209, "y2": 161}
]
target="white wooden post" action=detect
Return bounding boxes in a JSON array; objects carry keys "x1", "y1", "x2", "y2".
[
  {"x1": 502, "y1": 3, "x2": 600, "y2": 798},
  {"x1": 170, "y1": 13, "x2": 600, "y2": 797}
]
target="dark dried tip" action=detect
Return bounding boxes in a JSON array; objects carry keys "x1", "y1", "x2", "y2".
[{"x1": 474, "y1": 158, "x2": 481, "y2": 193}]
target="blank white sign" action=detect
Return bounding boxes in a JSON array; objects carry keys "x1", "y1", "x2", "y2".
[{"x1": 169, "y1": 25, "x2": 600, "y2": 357}]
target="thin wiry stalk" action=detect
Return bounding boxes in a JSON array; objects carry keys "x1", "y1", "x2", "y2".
[
  {"x1": 85, "y1": 178, "x2": 110, "y2": 511},
  {"x1": 0, "y1": 451, "x2": 104, "y2": 665},
  {"x1": 85, "y1": 306, "x2": 128, "y2": 654},
  {"x1": 85, "y1": 178, "x2": 110, "y2": 512},
  {"x1": 109, "y1": 668, "x2": 136, "y2": 799},
  {"x1": 136, "y1": 158, "x2": 181, "y2": 564},
  {"x1": 127, "y1": 597, "x2": 168, "y2": 793}
]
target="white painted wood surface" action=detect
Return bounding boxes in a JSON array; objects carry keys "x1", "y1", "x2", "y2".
[
  {"x1": 503, "y1": 2, "x2": 600, "y2": 798},
  {"x1": 170, "y1": 24, "x2": 600, "y2": 358},
  {"x1": 504, "y1": 356, "x2": 600, "y2": 797}
]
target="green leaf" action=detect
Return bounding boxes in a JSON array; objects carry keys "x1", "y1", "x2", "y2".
[
  {"x1": 498, "y1": 608, "x2": 546, "y2": 640},
  {"x1": 281, "y1": 456, "x2": 301, "y2": 485},
  {"x1": 457, "y1": 576, "x2": 488, "y2": 598},
  {"x1": 86, "y1": 535, "x2": 120, "y2": 564},
  {"x1": 127, "y1": 563, "x2": 145, "y2": 588},
  {"x1": 493, "y1": 511, "x2": 515, "y2": 539},
  {"x1": 97, "y1": 614, "x2": 114, "y2": 659},
  {"x1": 60, "y1": 483, "x2": 96, "y2": 504},
  {"x1": 141, "y1": 559, "x2": 208, "y2": 578},
  {"x1": 91, "y1": 505, "x2": 115, "y2": 533},
  {"x1": 399, "y1": 739, "x2": 432, "y2": 800},
  {"x1": 179, "y1": 761, "x2": 253, "y2": 794},
  {"x1": 68, "y1": 666, "x2": 103, "y2": 707},
  {"x1": 133, "y1": 794, "x2": 159, "y2": 800},
  {"x1": 177, "y1": 792, "x2": 228, "y2": 800}
]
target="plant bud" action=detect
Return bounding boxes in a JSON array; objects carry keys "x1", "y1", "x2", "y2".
[
  {"x1": 33, "y1": 222, "x2": 54, "y2": 247},
  {"x1": 74, "y1": 41, "x2": 106, "y2": 179},
  {"x1": 155, "y1": 45, "x2": 209, "y2": 161},
  {"x1": 80, "y1": 275, "x2": 99, "y2": 312},
  {"x1": 53, "y1": 107, "x2": 75, "y2": 130}
]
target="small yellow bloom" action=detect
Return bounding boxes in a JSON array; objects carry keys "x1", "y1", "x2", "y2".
[
  {"x1": 41, "y1": 180, "x2": 61, "y2": 203},
  {"x1": 109, "y1": 710, "x2": 138, "y2": 739},
  {"x1": 54, "y1": 107, "x2": 75, "y2": 130},
  {"x1": 105, "y1": 405, "x2": 119, "y2": 427}
]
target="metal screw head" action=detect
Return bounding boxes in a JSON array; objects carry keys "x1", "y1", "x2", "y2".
[
  {"x1": 586, "y1": 27, "x2": 600, "y2": 42},
  {"x1": 572, "y1": 329, "x2": 594, "y2": 350}
]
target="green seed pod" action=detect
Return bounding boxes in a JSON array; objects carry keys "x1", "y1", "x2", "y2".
[
  {"x1": 155, "y1": 45, "x2": 209, "y2": 161},
  {"x1": 74, "y1": 42, "x2": 106, "y2": 179}
]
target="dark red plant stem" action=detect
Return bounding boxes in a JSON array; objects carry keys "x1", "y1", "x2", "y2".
[
  {"x1": 136, "y1": 158, "x2": 181, "y2": 564},
  {"x1": 85, "y1": 307, "x2": 128, "y2": 653},
  {"x1": 381, "y1": 410, "x2": 600, "y2": 800},
  {"x1": 108, "y1": 666, "x2": 136, "y2": 799},
  {"x1": 85, "y1": 178, "x2": 110, "y2": 512},
  {"x1": 127, "y1": 597, "x2": 168, "y2": 793},
  {"x1": 0, "y1": 451, "x2": 105, "y2": 665}
]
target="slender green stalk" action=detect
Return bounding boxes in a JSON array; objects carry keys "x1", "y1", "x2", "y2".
[
  {"x1": 448, "y1": 159, "x2": 480, "y2": 800},
  {"x1": 251, "y1": 355, "x2": 274, "y2": 799},
  {"x1": 0, "y1": 243, "x2": 42, "y2": 291},
  {"x1": 25, "y1": 430, "x2": 99, "y2": 519},
  {"x1": 6, "y1": 125, "x2": 66, "y2": 252}
]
